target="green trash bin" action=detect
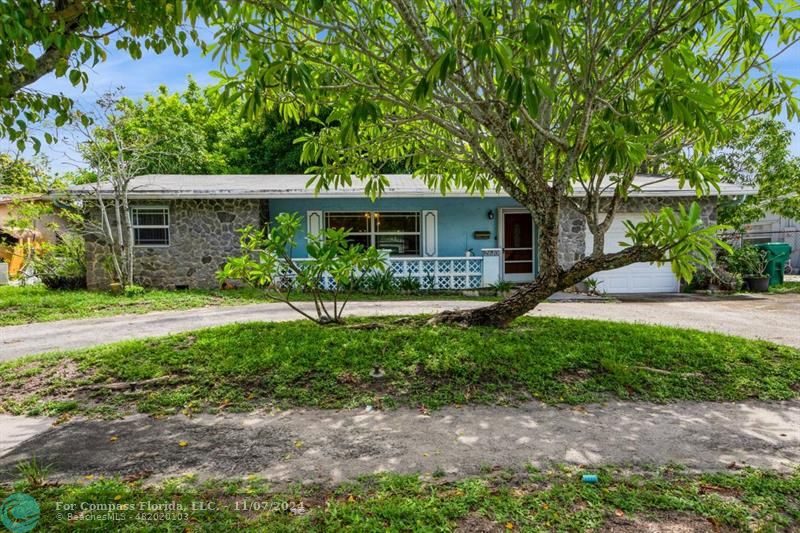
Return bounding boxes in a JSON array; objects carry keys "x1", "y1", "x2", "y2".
[{"x1": 756, "y1": 242, "x2": 792, "y2": 286}]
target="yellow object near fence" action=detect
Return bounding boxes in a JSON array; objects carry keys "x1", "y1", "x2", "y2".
[{"x1": 0, "y1": 231, "x2": 41, "y2": 277}]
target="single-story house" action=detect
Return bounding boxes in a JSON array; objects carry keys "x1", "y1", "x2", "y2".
[{"x1": 71, "y1": 174, "x2": 753, "y2": 293}]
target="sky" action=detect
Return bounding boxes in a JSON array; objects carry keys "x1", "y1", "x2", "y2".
[
  {"x1": 11, "y1": 27, "x2": 800, "y2": 173},
  {"x1": 17, "y1": 40, "x2": 220, "y2": 173}
]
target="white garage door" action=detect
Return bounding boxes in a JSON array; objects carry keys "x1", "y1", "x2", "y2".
[{"x1": 584, "y1": 214, "x2": 680, "y2": 294}]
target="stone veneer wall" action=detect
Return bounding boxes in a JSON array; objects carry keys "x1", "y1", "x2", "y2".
[
  {"x1": 86, "y1": 199, "x2": 260, "y2": 289},
  {"x1": 557, "y1": 203, "x2": 587, "y2": 268},
  {"x1": 555, "y1": 196, "x2": 717, "y2": 268}
]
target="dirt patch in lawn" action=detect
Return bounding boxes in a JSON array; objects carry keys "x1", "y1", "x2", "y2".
[
  {"x1": 602, "y1": 511, "x2": 731, "y2": 532},
  {"x1": 557, "y1": 368, "x2": 595, "y2": 384},
  {"x1": 454, "y1": 513, "x2": 504, "y2": 533},
  {"x1": 0, "y1": 359, "x2": 87, "y2": 399},
  {"x1": 0, "y1": 359, "x2": 100, "y2": 416},
  {"x1": 698, "y1": 482, "x2": 743, "y2": 503}
]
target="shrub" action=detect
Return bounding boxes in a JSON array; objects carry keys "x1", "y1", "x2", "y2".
[
  {"x1": 31, "y1": 235, "x2": 86, "y2": 290},
  {"x1": 584, "y1": 277, "x2": 603, "y2": 295},
  {"x1": 721, "y1": 244, "x2": 768, "y2": 278},
  {"x1": 219, "y1": 212, "x2": 386, "y2": 324},
  {"x1": 363, "y1": 270, "x2": 395, "y2": 294},
  {"x1": 123, "y1": 284, "x2": 146, "y2": 297},
  {"x1": 489, "y1": 280, "x2": 515, "y2": 295},
  {"x1": 396, "y1": 276, "x2": 421, "y2": 293},
  {"x1": 689, "y1": 265, "x2": 742, "y2": 291},
  {"x1": 711, "y1": 266, "x2": 743, "y2": 291}
]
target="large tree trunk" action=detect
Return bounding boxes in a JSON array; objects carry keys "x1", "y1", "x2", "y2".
[
  {"x1": 432, "y1": 240, "x2": 663, "y2": 328},
  {"x1": 431, "y1": 275, "x2": 560, "y2": 327},
  {"x1": 432, "y1": 196, "x2": 564, "y2": 327},
  {"x1": 431, "y1": 175, "x2": 664, "y2": 328}
]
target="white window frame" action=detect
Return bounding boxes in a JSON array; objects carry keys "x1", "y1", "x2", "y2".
[
  {"x1": 324, "y1": 211, "x2": 421, "y2": 256},
  {"x1": 131, "y1": 206, "x2": 170, "y2": 247}
]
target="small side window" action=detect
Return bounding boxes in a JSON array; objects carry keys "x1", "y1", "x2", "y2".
[{"x1": 131, "y1": 207, "x2": 170, "y2": 246}]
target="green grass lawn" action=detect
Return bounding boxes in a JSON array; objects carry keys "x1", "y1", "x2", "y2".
[
  {"x1": 3, "y1": 466, "x2": 798, "y2": 531},
  {"x1": 0, "y1": 285, "x2": 269, "y2": 326},
  {"x1": 769, "y1": 281, "x2": 800, "y2": 294},
  {"x1": 0, "y1": 285, "x2": 496, "y2": 326},
  {"x1": 2, "y1": 316, "x2": 798, "y2": 417}
]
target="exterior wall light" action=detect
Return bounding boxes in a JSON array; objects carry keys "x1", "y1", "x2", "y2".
[{"x1": 487, "y1": 210, "x2": 495, "y2": 220}]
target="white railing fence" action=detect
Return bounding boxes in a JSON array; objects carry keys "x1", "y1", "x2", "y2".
[
  {"x1": 389, "y1": 257, "x2": 484, "y2": 290},
  {"x1": 275, "y1": 256, "x2": 485, "y2": 291}
]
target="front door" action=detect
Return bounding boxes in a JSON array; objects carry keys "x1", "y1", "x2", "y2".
[{"x1": 502, "y1": 211, "x2": 535, "y2": 282}]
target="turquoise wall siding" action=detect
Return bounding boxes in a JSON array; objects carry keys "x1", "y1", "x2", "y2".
[{"x1": 269, "y1": 197, "x2": 525, "y2": 257}]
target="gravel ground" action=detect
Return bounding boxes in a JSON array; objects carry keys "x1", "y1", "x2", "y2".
[
  {"x1": 1, "y1": 400, "x2": 798, "y2": 484},
  {"x1": 2, "y1": 293, "x2": 799, "y2": 361}
]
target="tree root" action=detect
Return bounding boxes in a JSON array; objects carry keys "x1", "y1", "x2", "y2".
[
  {"x1": 426, "y1": 309, "x2": 509, "y2": 328},
  {"x1": 391, "y1": 316, "x2": 427, "y2": 326}
]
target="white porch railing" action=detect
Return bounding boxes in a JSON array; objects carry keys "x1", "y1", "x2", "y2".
[
  {"x1": 388, "y1": 257, "x2": 484, "y2": 290},
  {"x1": 279, "y1": 255, "x2": 491, "y2": 291}
]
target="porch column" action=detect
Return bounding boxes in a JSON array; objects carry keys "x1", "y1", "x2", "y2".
[{"x1": 481, "y1": 248, "x2": 501, "y2": 287}]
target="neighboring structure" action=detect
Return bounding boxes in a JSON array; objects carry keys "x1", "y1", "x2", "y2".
[
  {"x1": 0, "y1": 194, "x2": 66, "y2": 277},
  {"x1": 735, "y1": 213, "x2": 800, "y2": 273},
  {"x1": 71, "y1": 175, "x2": 753, "y2": 293}
]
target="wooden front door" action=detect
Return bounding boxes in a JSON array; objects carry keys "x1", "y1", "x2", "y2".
[{"x1": 501, "y1": 211, "x2": 535, "y2": 282}]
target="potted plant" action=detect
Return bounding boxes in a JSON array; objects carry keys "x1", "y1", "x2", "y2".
[
  {"x1": 745, "y1": 251, "x2": 770, "y2": 292},
  {"x1": 726, "y1": 245, "x2": 769, "y2": 292}
]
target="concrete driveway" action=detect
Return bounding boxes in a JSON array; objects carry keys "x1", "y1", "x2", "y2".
[
  {"x1": 1, "y1": 293, "x2": 799, "y2": 361},
  {"x1": 538, "y1": 293, "x2": 800, "y2": 348}
]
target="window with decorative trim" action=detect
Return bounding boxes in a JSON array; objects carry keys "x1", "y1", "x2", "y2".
[
  {"x1": 324, "y1": 211, "x2": 420, "y2": 256},
  {"x1": 131, "y1": 206, "x2": 170, "y2": 246}
]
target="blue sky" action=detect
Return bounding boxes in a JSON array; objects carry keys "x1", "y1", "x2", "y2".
[
  {"x1": 15, "y1": 32, "x2": 800, "y2": 173},
  {"x1": 20, "y1": 42, "x2": 219, "y2": 172}
]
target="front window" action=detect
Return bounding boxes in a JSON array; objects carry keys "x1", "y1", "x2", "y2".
[
  {"x1": 131, "y1": 206, "x2": 170, "y2": 246},
  {"x1": 325, "y1": 211, "x2": 420, "y2": 256}
]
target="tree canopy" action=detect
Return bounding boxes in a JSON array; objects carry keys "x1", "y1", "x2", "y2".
[
  {"x1": 0, "y1": 154, "x2": 56, "y2": 193},
  {"x1": 714, "y1": 119, "x2": 800, "y2": 229},
  {"x1": 75, "y1": 80, "x2": 328, "y2": 175},
  {"x1": 209, "y1": 0, "x2": 800, "y2": 325},
  {"x1": 0, "y1": 0, "x2": 223, "y2": 149}
]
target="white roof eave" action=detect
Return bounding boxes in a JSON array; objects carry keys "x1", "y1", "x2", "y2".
[
  {"x1": 79, "y1": 189, "x2": 755, "y2": 200},
  {"x1": 65, "y1": 173, "x2": 757, "y2": 199}
]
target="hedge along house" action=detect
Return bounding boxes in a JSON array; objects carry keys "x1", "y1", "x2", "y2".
[{"x1": 72, "y1": 174, "x2": 753, "y2": 293}]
